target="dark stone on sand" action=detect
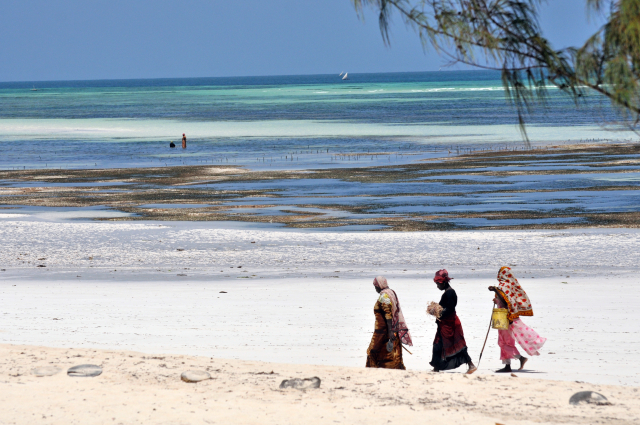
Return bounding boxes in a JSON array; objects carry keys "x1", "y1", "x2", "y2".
[
  {"x1": 569, "y1": 391, "x2": 611, "y2": 406},
  {"x1": 279, "y1": 377, "x2": 321, "y2": 390},
  {"x1": 219, "y1": 291, "x2": 227, "y2": 293},
  {"x1": 67, "y1": 364, "x2": 103, "y2": 377},
  {"x1": 32, "y1": 366, "x2": 61, "y2": 377},
  {"x1": 181, "y1": 370, "x2": 211, "y2": 383},
  {"x1": 37, "y1": 265, "x2": 46, "y2": 267}
]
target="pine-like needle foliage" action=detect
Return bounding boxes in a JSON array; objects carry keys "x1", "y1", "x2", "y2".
[{"x1": 352, "y1": 0, "x2": 640, "y2": 141}]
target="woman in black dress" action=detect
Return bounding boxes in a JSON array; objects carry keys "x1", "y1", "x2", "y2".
[{"x1": 429, "y1": 269, "x2": 477, "y2": 374}]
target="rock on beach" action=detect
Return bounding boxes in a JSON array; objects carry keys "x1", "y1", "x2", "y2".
[
  {"x1": 32, "y1": 366, "x2": 61, "y2": 377},
  {"x1": 181, "y1": 370, "x2": 211, "y2": 383},
  {"x1": 279, "y1": 377, "x2": 321, "y2": 389},
  {"x1": 569, "y1": 391, "x2": 611, "y2": 406},
  {"x1": 67, "y1": 364, "x2": 103, "y2": 377}
]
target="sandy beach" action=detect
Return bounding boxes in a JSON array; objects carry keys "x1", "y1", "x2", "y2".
[
  {"x1": 4, "y1": 1, "x2": 640, "y2": 422},
  {"x1": 2, "y1": 343, "x2": 639, "y2": 425},
  {"x1": 1, "y1": 212, "x2": 639, "y2": 423}
]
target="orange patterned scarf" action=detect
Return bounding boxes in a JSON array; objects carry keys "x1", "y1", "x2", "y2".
[{"x1": 496, "y1": 266, "x2": 533, "y2": 321}]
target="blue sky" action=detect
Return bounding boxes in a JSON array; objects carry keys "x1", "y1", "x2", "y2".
[{"x1": 0, "y1": 0, "x2": 605, "y2": 82}]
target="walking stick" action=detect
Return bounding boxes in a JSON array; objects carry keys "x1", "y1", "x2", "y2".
[
  {"x1": 477, "y1": 303, "x2": 495, "y2": 368},
  {"x1": 401, "y1": 344, "x2": 413, "y2": 355}
]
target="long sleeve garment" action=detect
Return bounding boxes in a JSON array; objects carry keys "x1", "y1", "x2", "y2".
[
  {"x1": 439, "y1": 287, "x2": 457, "y2": 319},
  {"x1": 365, "y1": 293, "x2": 405, "y2": 369}
]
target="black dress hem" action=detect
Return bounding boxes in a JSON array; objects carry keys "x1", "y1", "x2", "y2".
[{"x1": 429, "y1": 341, "x2": 471, "y2": 371}]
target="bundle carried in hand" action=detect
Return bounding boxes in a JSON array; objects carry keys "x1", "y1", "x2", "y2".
[{"x1": 426, "y1": 301, "x2": 443, "y2": 318}]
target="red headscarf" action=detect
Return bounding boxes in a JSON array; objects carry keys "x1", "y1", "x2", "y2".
[
  {"x1": 496, "y1": 266, "x2": 534, "y2": 321},
  {"x1": 433, "y1": 269, "x2": 452, "y2": 284},
  {"x1": 373, "y1": 276, "x2": 413, "y2": 346}
]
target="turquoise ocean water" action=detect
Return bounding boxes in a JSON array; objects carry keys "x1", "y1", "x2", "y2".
[
  {"x1": 1, "y1": 71, "x2": 640, "y2": 228},
  {"x1": 0, "y1": 71, "x2": 635, "y2": 170}
]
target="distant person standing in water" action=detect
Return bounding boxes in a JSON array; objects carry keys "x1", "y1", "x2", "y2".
[{"x1": 182, "y1": 133, "x2": 187, "y2": 149}]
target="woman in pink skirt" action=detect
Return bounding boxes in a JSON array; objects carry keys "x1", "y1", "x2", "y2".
[{"x1": 488, "y1": 266, "x2": 546, "y2": 373}]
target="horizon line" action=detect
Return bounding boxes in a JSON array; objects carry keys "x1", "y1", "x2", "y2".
[{"x1": 0, "y1": 69, "x2": 492, "y2": 85}]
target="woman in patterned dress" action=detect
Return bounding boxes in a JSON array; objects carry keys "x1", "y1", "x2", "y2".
[
  {"x1": 366, "y1": 276, "x2": 412, "y2": 369},
  {"x1": 489, "y1": 266, "x2": 547, "y2": 373}
]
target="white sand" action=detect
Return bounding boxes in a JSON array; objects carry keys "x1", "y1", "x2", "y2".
[
  {"x1": 1, "y1": 217, "x2": 638, "y2": 384},
  {"x1": 0, "y1": 216, "x2": 639, "y2": 423},
  {"x1": 2, "y1": 274, "x2": 638, "y2": 386},
  {"x1": 2, "y1": 344, "x2": 639, "y2": 425}
]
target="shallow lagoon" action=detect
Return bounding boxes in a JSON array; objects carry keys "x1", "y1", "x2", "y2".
[
  {"x1": 1, "y1": 71, "x2": 637, "y2": 171},
  {"x1": 1, "y1": 72, "x2": 639, "y2": 229}
]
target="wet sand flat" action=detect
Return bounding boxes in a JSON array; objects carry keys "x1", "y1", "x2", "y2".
[{"x1": 1, "y1": 143, "x2": 640, "y2": 230}]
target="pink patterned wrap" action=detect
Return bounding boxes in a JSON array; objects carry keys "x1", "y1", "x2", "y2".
[
  {"x1": 495, "y1": 267, "x2": 546, "y2": 359},
  {"x1": 499, "y1": 318, "x2": 546, "y2": 358},
  {"x1": 497, "y1": 266, "x2": 534, "y2": 321},
  {"x1": 498, "y1": 327, "x2": 521, "y2": 361}
]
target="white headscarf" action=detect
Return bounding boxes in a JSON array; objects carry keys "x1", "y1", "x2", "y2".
[{"x1": 373, "y1": 276, "x2": 413, "y2": 346}]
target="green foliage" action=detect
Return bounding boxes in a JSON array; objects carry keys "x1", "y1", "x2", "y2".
[{"x1": 352, "y1": 0, "x2": 640, "y2": 140}]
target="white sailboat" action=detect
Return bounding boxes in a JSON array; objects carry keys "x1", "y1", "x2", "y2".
[
  {"x1": 339, "y1": 71, "x2": 344, "y2": 77},
  {"x1": 342, "y1": 72, "x2": 349, "y2": 80},
  {"x1": 30, "y1": 85, "x2": 38, "y2": 91}
]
